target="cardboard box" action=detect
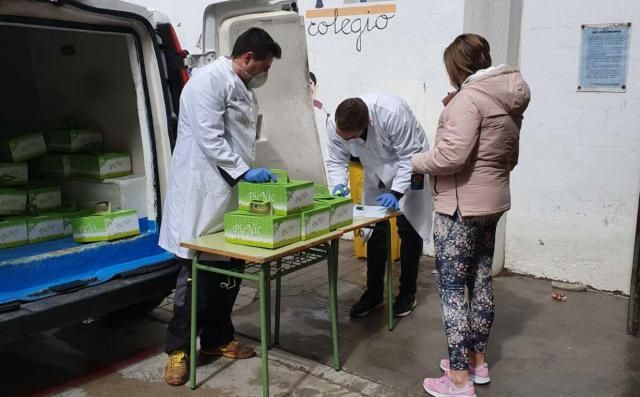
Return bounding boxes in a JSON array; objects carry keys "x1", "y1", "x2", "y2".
[
  {"x1": 0, "y1": 217, "x2": 28, "y2": 249},
  {"x1": 238, "y1": 180, "x2": 314, "y2": 215},
  {"x1": 270, "y1": 168, "x2": 289, "y2": 183},
  {"x1": 69, "y1": 152, "x2": 132, "y2": 180},
  {"x1": 45, "y1": 206, "x2": 94, "y2": 236},
  {"x1": 300, "y1": 205, "x2": 331, "y2": 240},
  {"x1": 46, "y1": 129, "x2": 103, "y2": 152},
  {"x1": 26, "y1": 185, "x2": 62, "y2": 211},
  {"x1": 32, "y1": 154, "x2": 72, "y2": 178},
  {"x1": 59, "y1": 174, "x2": 148, "y2": 218},
  {"x1": 0, "y1": 162, "x2": 28, "y2": 186},
  {"x1": 0, "y1": 188, "x2": 27, "y2": 215},
  {"x1": 27, "y1": 214, "x2": 65, "y2": 243},
  {"x1": 314, "y1": 184, "x2": 330, "y2": 195},
  {"x1": 224, "y1": 210, "x2": 301, "y2": 249},
  {"x1": 0, "y1": 133, "x2": 47, "y2": 162},
  {"x1": 314, "y1": 194, "x2": 354, "y2": 230},
  {"x1": 71, "y1": 209, "x2": 140, "y2": 243}
]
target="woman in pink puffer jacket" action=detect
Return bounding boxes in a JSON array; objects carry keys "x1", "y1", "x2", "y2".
[{"x1": 415, "y1": 34, "x2": 530, "y2": 397}]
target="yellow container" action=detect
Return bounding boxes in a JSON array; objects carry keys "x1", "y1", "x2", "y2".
[{"x1": 349, "y1": 162, "x2": 401, "y2": 261}]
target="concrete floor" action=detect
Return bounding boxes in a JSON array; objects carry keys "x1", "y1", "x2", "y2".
[{"x1": 4, "y1": 243, "x2": 640, "y2": 396}]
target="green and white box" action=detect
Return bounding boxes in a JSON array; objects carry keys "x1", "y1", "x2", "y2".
[
  {"x1": 26, "y1": 185, "x2": 62, "y2": 211},
  {"x1": 0, "y1": 188, "x2": 27, "y2": 215},
  {"x1": 70, "y1": 152, "x2": 132, "y2": 180},
  {"x1": 46, "y1": 207, "x2": 94, "y2": 236},
  {"x1": 270, "y1": 168, "x2": 289, "y2": 183},
  {"x1": 314, "y1": 195, "x2": 354, "y2": 230},
  {"x1": 32, "y1": 154, "x2": 72, "y2": 178},
  {"x1": 0, "y1": 133, "x2": 47, "y2": 162},
  {"x1": 0, "y1": 217, "x2": 28, "y2": 249},
  {"x1": 46, "y1": 129, "x2": 103, "y2": 152},
  {"x1": 71, "y1": 209, "x2": 140, "y2": 243},
  {"x1": 27, "y1": 214, "x2": 65, "y2": 243},
  {"x1": 238, "y1": 180, "x2": 314, "y2": 215},
  {"x1": 300, "y1": 205, "x2": 331, "y2": 240},
  {"x1": 224, "y1": 210, "x2": 301, "y2": 249},
  {"x1": 0, "y1": 162, "x2": 28, "y2": 186}
]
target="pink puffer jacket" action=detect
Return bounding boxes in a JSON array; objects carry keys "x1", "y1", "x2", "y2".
[{"x1": 411, "y1": 65, "x2": 530, "y2": 216}]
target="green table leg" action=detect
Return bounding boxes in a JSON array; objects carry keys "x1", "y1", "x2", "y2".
[
  {"x1": 274, "y1": 260, "x2": 282, "y2": 346},
  {"x1": 264, "y1": 264, "x2": 272, "y2": 349},
  {"x1": 328, "y1": 239, "x2": 341, "y2": 371},
  {"x1": 384, "y1": 220, "x2": 394, "y2": 331},
  {"x1": 258, "y1": 265, "x2": 270, "y2": 397},
  {"x1": 189, "y1": 256, "x2": 199, "y2": 389}
]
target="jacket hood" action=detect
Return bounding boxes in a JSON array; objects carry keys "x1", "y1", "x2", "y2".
[{"x1": 462, "y1": 65, "x2": 531, "y2": 116}]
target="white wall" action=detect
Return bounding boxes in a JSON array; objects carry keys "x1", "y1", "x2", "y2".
[{"x1": 508, "y1": 0, "x2": 640, "y2": 293}]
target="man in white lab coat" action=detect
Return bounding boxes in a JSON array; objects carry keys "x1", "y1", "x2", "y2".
[
  {"x1": 326, "y1": 93, "x2": 433, "y2": 318},
  {"x1": 159, "y1": 28, "x2": 282, "y2": 386}
]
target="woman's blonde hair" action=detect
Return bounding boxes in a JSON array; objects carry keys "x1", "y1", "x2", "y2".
[{"x1": 444, "y1": 34, "x2": 492, "y2": 89}]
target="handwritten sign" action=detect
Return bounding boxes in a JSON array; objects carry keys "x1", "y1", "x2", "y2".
[
  {"x1": 306, "y1": 4, "x2": 396, "y2": 52},
  {"x1": 578, "y1": 23, "x2": 631, "y2": 92}
]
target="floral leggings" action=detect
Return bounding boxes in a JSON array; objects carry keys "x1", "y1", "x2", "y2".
[{"x1": 434, "y1": 211, "x2": 502, "y2": 371}]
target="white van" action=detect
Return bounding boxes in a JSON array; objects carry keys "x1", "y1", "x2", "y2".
[{"x1": 0, "y1": 0, "x2": 322, "y2": 344}]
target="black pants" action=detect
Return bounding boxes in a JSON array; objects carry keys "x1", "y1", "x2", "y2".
[
  {"x1": 165, "y1": 258, "x2": 244, "y2": 354},
  {"x1": 366, "y1": 215, "x2": 423, "y2": 299}
]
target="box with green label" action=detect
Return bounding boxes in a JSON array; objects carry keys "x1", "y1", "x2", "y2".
[
  {"x1": 27, "y1": 214, "x2": 65, "y2": 243},
  {"x1": 238, "y1": 180, "x2": 314, "y2": 215},
  {"x1": 224, "y1": 210, "x2": 301, "y2": 249},
  {"x1": 71, "y1": 209, "x2": 140, "y2": 243},
  {"x1": 0, "y1": 188, "x2": 27, "y2": 215},
  {"x1": 32, "y1": 154, "x2": 72, "y2": 178},
  {"x1": 25, "y1": 185, "x2": 62, "y2": 211},
  {"x1": 0, "y1": 162, "x2": 28, "y2": 186},
  {"x1": 314, "y1": 184, "x2": 330, "y2": 195},
  {"x1": 70, "y1": 152, "x2": 132, "y2": 180},
  {"x1": 270, "y1": 168, "x2": 288, "y2": 183},
  {"x1": 0, "y1": 217, "x2": 28, "y2": 249},
  {"x1": 314, "y1": 194, "x2": 353, "y2": 230},
  {"x1": 45, "y1": 206, "x2": 94, "y2": 236},
  {"x1": 46, "y1": 129, "x2": 103, "y2": 152},
  {"x1": 300, "y1": 205, "x2": 331, "y2": 240},
  {"x1": 0, "y1": 133, "x2": 47, "y2": 162}
]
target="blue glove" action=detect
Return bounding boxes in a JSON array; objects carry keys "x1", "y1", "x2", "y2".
[
  {"x1": 332, "y1": 184, "x2": 350, "y2": 197},
  {"x1": 243, "y1": 168, "x2": 277, "y2": 183},
  {"x1": 376, "y1": 193, "x2": 399, "y2": 210}
]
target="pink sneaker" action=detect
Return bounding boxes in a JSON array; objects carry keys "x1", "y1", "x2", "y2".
[
  {"x1": 423, "y1": 374, "x2": 477, "y2": 397},
  {"x1": 439, "y1": 359, "x2": 491, "y2": 385}
]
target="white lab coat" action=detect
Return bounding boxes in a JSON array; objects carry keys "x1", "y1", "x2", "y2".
[
  {"x1": 326, "y1": 93, "x2": 433, "y2": 241},
  {"x1": 159, "y1": 57, "x2": 258, "y2": 259}
]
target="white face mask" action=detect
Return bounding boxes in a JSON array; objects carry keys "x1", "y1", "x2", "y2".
[{"x1": 248, "y1": 71, "x2": 268, "y2": 89}]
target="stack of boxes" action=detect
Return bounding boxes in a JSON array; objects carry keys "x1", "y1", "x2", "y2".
[
  {"x1": 224, "y1": 169, "x2": 353, "y2": 249},
  {"x1": 0, "y1": 128, "x2": 138, "y2": 250}
]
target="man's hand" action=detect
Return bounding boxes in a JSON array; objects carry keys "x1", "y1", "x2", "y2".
[
  {"x1": 376, "y1": 193, "x2": 399, "y2": 210},
  {"x1": 243, "y1": 168, "x2": 277, "y2": 183},
  {"x1": 332, "y1": 184, "x2": 350, "y2": 197}
]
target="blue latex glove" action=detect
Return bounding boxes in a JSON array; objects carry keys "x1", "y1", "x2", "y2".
[
  {"x1": 243, "y1": 168, "x2": 277, "y2": 183},
  {"x1": 376, "y1": 193, "x2": 399, "y2": 210},
  {"x1": 332, "y1": 184, "x2": 350, "y2": 197}
]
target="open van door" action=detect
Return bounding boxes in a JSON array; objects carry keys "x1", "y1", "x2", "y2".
[{"x1": 199, "y1": 0, "x2": 327, "y2": 184}]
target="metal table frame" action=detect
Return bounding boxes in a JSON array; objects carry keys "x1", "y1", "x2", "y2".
[{"x1": 180, "y1": 214, "x2": 400, "y2": 396}]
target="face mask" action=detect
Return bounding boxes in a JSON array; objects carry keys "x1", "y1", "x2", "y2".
[{"x1": 248, "y1": 71, "x2": 268, "y2": 89}]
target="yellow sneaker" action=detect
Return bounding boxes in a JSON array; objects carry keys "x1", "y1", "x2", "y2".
[
  {"x1": 164, "y1": 350, "x2": 189, "y2": 386},
  {"x1": 201, "y1": 340, "x2": 256, "y2": 359}
]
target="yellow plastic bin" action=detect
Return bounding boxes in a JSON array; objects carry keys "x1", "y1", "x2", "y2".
[{"x1": 349, "y1": 161, "x2": 401, "y2": 261}]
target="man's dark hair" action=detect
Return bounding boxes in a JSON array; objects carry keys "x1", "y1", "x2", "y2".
[
  {"x1": 231, "y1": 27, "x2": 282, "y2": 60},
  {"x1": 309, "y1": 72, "x2": 317, "y2": 85},
  {"x1": 335, "y1": 98, "x2": 369, "y2": 132}
]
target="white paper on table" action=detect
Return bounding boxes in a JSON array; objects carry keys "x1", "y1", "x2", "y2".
[{"x1": 353, "y1": 205, "x2": 391, "y2": 218}]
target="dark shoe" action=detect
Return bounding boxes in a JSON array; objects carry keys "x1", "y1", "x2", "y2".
[
  {"x1": 393, "y1": 294, "x2": 417, "y2": 317},
  {"x1": 201, "y1": 339, "x2": 256, "y2": 359},
  {"x1": 350, "y1": 291, "x2": 383, "y2": 317},
  {"x1": 164, "y1": 350, "x2": 189, "y2": 386}
]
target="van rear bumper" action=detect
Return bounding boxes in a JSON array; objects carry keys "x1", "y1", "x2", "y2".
[{"x1": 0, "y1": 260, "x2": 179, "y2": 346}]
